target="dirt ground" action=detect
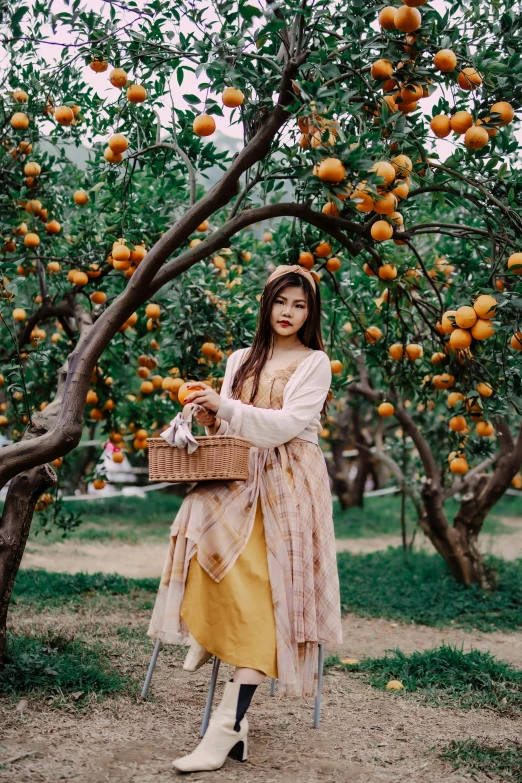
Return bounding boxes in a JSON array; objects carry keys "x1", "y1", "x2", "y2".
[
  {"x1": 2, "y1": 606, "x2": 522, "y2": 783},
  {"x1": 20, "y1": 516, "x2": 522, "y2": 578}
]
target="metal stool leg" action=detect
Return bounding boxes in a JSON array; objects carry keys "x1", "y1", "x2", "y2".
[
  {"x1": 269, "y1": 678, "x2": 276, "y2": 696},
  {"x1": 200, "y1": 657, "x2": 220, "y2": 737},
  {"x1": 313, "y1": 643, "x2": 325, "y2": 728},
  {"x1": 141, "y1": 639, "x2": 162, "y2": 699}
]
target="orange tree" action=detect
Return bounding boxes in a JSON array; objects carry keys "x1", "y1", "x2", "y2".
[{"x1": 1, "y1": 0, "x2": 522, "y2": 652}]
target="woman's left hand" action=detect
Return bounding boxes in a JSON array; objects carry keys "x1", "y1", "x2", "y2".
[{"x1": 185, "y1": 383, "x2": 222, "y2": 413}]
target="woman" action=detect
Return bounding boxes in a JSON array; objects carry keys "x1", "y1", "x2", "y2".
[{"x1": 148, "y1": 264, "x2": 342, "y2": 773}]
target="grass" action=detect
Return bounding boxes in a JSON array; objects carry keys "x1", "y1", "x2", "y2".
[
  {"x1": 11, "y1": 569, "x2": 159, "y2": 612},
  {"x1": 22, "y1": 490, "x2": 521, "y2": 546},
  {"x1": 329, "y1": 644, "x2": 522, "y2": 717},
  {"x1": 1, "y1": 631, "x2": 134, "y2": 702},
  {"x1": 440, "y1": 738, "x2": 522, "y2": 782},
  {"x1": 333, "y1": 493, "x2": 519, "y2": 539},
  {"x1": 337, "y1": 547, "x2": 522, "y2": 632}
]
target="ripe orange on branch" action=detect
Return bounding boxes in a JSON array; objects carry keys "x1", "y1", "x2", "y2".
[
  {"x1": 193, "y1": 113, "x2": 216, "y2": 136},
  {"x1": 507, "y1": 253, "x2": 522, "y2": 273},
  {"x1": 378, "y1": 402, "x2": 395, "y2": 417},
  {"x1": 378, "y1": 6, "x2": 396, "y2": 29},
  {"x1": 458, "y1": 67, "x2": 482, "y2": 91},
  {"x1": 394, "y1": 5, "x2": 421, "y2": 32},
  {"x1": 109, "y1": 68, "x2": 127, "y2": 87},
  {"x1": 317, "y1": 158, "x2": 346, "y2": 183},
  {"x1": 145, "y1": 303, "x2": 161, "y2": 319},
  {"x1": 371, "y1": 220, "x2": 393, "y2": 241},
  {"x1": 11, "y1": 112, "x2": 29, "y2": 129},
  {"x1": 371, "y1": 59, "x2": 394, "y2": 80},
  {"x1": 55, "y1": 106, "x2": 74, "y2": 125},
  {"x1": 24, "y1": 232, "x2": 40, "y2": 247},
  {"x1": 471, "y1": 319, "x2": 495, "y2": 340},
  {"x1": 490, "y1": 101, "x2": 514, "y2": 126},
  {"x1": 127, "y1": 84, "x2": 147, "y2": 103},
  {"x1": 473, "y1": 294, "x2": 497, "y2": 319},
  {"x1": 449, "y1": 328, "x2": 472, "y2": 350},
  {"x1": 434, "y1": 49, "x2": 457, "y2": 72},
  {"x1": 464, "y1": 125, "x2": 489, "y2": 150},
  {"x1": 222, "y1": 87, "x2": 244, "y2": 107},
  {"x1": 108, "y1": 134, "x2": 128, "y2": 153},
  {"x1": 450, "y1": 111, "x2": 473, "y2": 135},
  {"x1": 73, "y1": 189, "x2": 89, "y2": 205}
]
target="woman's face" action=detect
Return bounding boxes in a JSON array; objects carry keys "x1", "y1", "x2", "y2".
[{"x1": 270, "y1": 285, "x2": 309, "y2": 338}]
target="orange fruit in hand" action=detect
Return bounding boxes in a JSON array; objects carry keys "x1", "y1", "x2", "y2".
[{"x1": 178, "y1": 381, "x2": 209, "y2": 406}]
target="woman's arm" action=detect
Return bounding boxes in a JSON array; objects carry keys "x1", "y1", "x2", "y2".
[
  {"x1": 203, "y1": 349, "x2": 246, "y2": 437},
  {"x1": 216, "y1": 352, "x2": 331, "y2": 448}
]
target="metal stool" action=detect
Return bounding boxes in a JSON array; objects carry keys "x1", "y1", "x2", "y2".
[{"x1": 141, "y1": 641, "x2": 326, "y2": 736}]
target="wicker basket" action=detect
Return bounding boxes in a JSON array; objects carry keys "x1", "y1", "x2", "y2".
[{"x1": 147, "y1": 435, "x2": 252, "y2": 482}]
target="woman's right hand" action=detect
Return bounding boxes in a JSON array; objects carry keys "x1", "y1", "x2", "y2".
[{"x1": 194, "y1": 409, "x2": 218, "y2": 427}]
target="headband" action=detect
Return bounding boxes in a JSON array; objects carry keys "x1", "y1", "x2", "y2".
[{"x1": 265, "y1": 264, "x2": 317, "y2": 293}]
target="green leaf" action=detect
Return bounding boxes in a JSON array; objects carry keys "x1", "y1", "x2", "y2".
[
  {"x1": 239, "y1": 4, "x2": 263, "y2": 22},
  {"x1": 182, "y1": 94, "x2": 201, "y2": 105}
]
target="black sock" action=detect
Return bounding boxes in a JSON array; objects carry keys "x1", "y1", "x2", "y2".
[{"x1": 229, "y1": 678, "x2": 258, "y2": 732}]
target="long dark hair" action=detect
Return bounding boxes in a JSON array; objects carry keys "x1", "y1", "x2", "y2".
[{"x1": 230, "y1": 271, "x2": 325, "y2": 404}]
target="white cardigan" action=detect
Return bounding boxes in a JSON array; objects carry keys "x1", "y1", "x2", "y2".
[{"x1": 207, "y1": 347, "x2": 332, "y2": 449}]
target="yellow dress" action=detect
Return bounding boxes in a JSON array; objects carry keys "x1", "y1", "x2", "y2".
[{"x1": 179, "y1": 352, "x2": 314, "y2": 679}]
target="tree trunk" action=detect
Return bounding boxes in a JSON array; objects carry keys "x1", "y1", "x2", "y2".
[
  {"x1": 418, "y1": 479, "x2": 492, "y2": 588},
  {"x1": 0, "y1": 463, "x2": 56, "y2": 662}
]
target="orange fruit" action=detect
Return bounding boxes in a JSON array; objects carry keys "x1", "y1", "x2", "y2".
[
  {"x1": 365, "y1": 326, "x2": 383, "y2": 343},
  {"x1": 450, "y1": 111, "x2": 473, "y2": 135},
  {"x1": 441, "y1": 310, "x2": 457, "y2": 333},
  {"x1": 86, "y1": 389, "x2": 99, "y2": 405},
  {"x1": 72, "y1": 271, "x2": 88, "y2": 286},
  {"x1": 371, "y1": 220, "x2": 393, "y2": 241},
  {"x1": 449, "y1": 328, "x2": 472, "y2": 350},
  {"x1": 363, "y1": 263, "x2": 375, "y2": 277},
  {"x1": 298, "y1": 251, "x2": 314, "y2": 269},
  {"x1": 389, "y1": 343, "x2": 404, "y2": 360},
  {"x1": 193, "y1": 114, "x2": 216, "y2": 136},
  {"x1": 392, "y1": 179, "x2": 410, "y2": 199},
  {"x1": 196, "y1": 220, "x2": 209, "y2": 232},
  {"x1": 317, "y1": 157, "x2": 346, "y2": 183},
  {"x1": 405, "y1": 343, "x2": 423, "y2": 360},
  {"x1": 458, "y1": 67, "x2": 482, "y2": 91},
  {"x1": 476, "y1": 382, "x2": 493, "y2": 398},
  {"x1": 373, "y1": 192, "x2": 397, "y2": 215},
  {"x1": 24, "y1": 232, "x2": 40, "y2": 247},
  {"x1": 140, "y1": 381, "x2": 154, "y2": 394},
  {"x1": 113, "y1": 243, "x2": 130, "y2": 261},
  {"x1": 476, "y1": 118, "x2": 498, "y2": 138},
  {"x1": 433, "y1": 373, "x2": 455, "y2": 390},
  {"x1": 54, "y1": 106, "x2": 74, "y2": 125},
  {"x1": 12, "y1": 89, "x2": 29, "y2": 102},
  {"x1": 464, "y1": 125, "x2": 489, "y2": 150},
  {"x1": 11, "y1": 112, "x2": 29, "y2": 129},
  {"x1": 93, "y1": 478, "x2": 106, "y2": 490},
  {"x1": 315, "y1": 241, "x2": 332, "y2": 258},
  {"x1": 471, "y1": 319, "x2": 495, "y2": 341},
  {"x1": 74, "y1": 189, "x2": 89, "y2": 205},
  {"x1": 45, "y1": 219, "x2": 61, "y2": 234},
  {"x1": 449, "y1": 415, "x2": 467, "y2": 432},
  {"x1": 350, "y1": 188, "x2": 374, "y2": 212},
  {"x1": 178, "y1": 381, "x2": 208, "y2": 405},
  {"x1": 433, "y1": 49, "x2": 457, "y2": 72},
  {"x1": 448, "y1": 392, "x2": 465, "y2": 407},
  {"x1": 370, "y1": 160, "x2": 396, "y2": 185},
  {"x1": 379, "y1": 6, "x2": 396, "y2": 28},
  {"x1": 476, "y1": 421, "x2": 494, "y2": 437},
  {"x1": 473, "y1": 294, "x2": 497, "y2": 319},
  {"x1": 104, "y1": 148, "x2": 122, "y2": 164},
  {"x1": 390, "y1": 154, "x2": 413, "y2": 177},
  {"x1": 113, "y1": 452, "x2": 125, "y2": 464},
  {"x1": 378, "y1": 263, "x2": 397, "y2": 280},
  {"x1": 145, "y1": 303, "x2": 161, "y2": 319},
  {"x1": 395, "y1": 5, "x2": 421, "y2": 31},
  {"x1": 108, "y1": 133, "x2": 128, "y2": 153},
  {"x1": 371, "y1": 59, "x2": 394, "y2": 80},
  {"x1": 222, "y1": 87, "x2": 244, "y2": 107},
  {"x1": 378, "y1": 402, "x2": 395, "y2": 417},
  {"x1": 455, "y1": 306, "x2": 477, "y2": 329},
  {"x1": 507, "y1": 253, "x2": 522, "y2": 273},
  {"x1": 109, "y1": 68, "x2": 127, "y2": 87},
  {"x1": 431, "y1": 352, "x2": 446, "y2": 365},
  {"x1": 322, "y1": 201, "x2": 340, "y2": 217},
  {"x1": 430, "y1": 115, "x2": 451, "y2": 138},
  {"x1": 13, "y1": 307, "x2": 26, "y2": 321},
  {"x1": 450, "y1": 457, "x2": 468, "y2": 474},
  {"x1": 400, "y1": 83, "x2": 423, "y2": 103},
  {"x1": 91, "y1": 291, "x2": 107, "y2": 305},
  {"x1": 127, "y1": 84, "x2": 147, "y2": 103},
  {"x1": 90, "y1": 408, "x2": 104, "y2": 421},
  {"x1": 24, "y1": 161, "x2": 41, "y2": 177},
  {"x1": 130, "y1": 244, "x2": 147, "y2": 264},
  {"x1": 90, "y1": 60, "x2": 108, "y2": 73},
  {"x1": 326, "y1": 257, "x2": 341, "y2": 272},
  {"x1": 399, "y1": 100, "x2": 418, "y2": 115},
  {"x1": 330, "y1": 359, "x2": 343, "y2": 374},
  {"x1": 47, "y1": 261, "x2": 61, "y2": 273},
  {"x1": 490, "y1": 101, "x2": 514, "y2": 127}
]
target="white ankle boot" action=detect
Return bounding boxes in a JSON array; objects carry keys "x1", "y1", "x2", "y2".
[
  {"x1": 172, "y1": 680, "x2": 248, "y2": 772},
  {"x1": 182, "y1": 634, "x2": 213, "y2": 672}
]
